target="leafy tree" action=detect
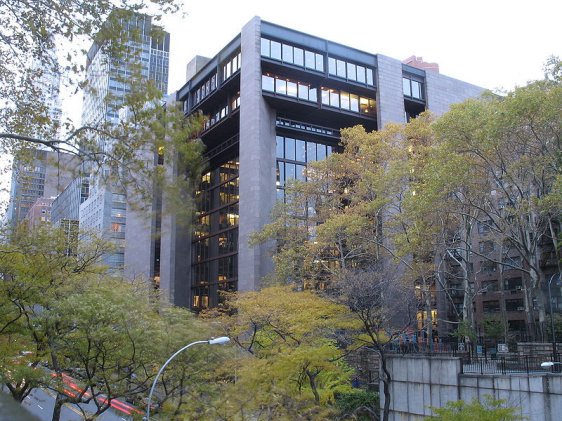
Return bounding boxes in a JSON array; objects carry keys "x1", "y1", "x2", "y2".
[
  {"x1": 426, "y1": 395, "x2": 524, "y2": 421},
  {"x1": 203, "y1": 285, "x2": 358, "y2": 420},
  {"x1": 0, "y1": 225, "x2": 226, "y2": 420}
]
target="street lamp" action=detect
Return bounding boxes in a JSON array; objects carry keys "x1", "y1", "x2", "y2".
[
  {"x1": 548, "y1": 273, "x2": 561, "y2": 365},
  {"x1": 144, "y1": 336, "x2": 230, "y2": 420}
]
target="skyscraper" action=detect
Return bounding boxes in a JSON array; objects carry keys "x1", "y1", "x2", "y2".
[{"x1": 79, "y1": 11, "x2": 170, "y2": 275}]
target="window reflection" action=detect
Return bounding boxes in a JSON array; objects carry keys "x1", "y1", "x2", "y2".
[{"x1": 261, "y1": 38, "x2": 324, "y2": 72}]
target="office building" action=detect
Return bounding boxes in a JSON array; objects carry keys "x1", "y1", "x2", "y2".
[
  {"x1": 159, "y1": 17, "x2": 485, "y2": 310},
  {"x1": 79, "y1": 11, "x2": 170, "y2": 275},
  {"x1": 6, "y1": 150, "x2": 77, "y2": 229}
]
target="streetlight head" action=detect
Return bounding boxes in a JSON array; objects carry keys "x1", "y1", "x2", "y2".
[
  {"x1": 208, "y1": 336, "x2": 230, "y2": 345},
  {"x1": 541, "y1": 362, "x2": 555, "y2": 368}
]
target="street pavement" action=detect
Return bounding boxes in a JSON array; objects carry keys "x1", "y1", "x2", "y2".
[{"x1": 21, "y1": 388, "x2": 132, "y2": 421}]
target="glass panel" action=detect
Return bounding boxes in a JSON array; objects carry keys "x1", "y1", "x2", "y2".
[
  {"x1": 262, "y1": 75, "x2": 274, "y2": 92},
  {"x1": 321, "y1": 88, "x2": 330, "y2": 105},
  {"x1": 340, "y1": 91, "x2": 350, "y2": 110},
  {"x1": 296, "y1": 139, "x2": 306, "y2": 162},
  {"x1": 285, "y1": 163, "x2": 296, "y2": 181},
  {"x1": 328, "y1": 57, "x2": 336, "y2": 75},
  {"x1": 327, "y1": 145, "x2": 332, "y2": 156},
  {"x1": 294, "y1": 47, "x2": 304, "y2": 66},
  {"x1": 309, "y1": 88, "x2": 317, "y2": 102},
  {"x1": 403, "y1": 78, "x2": 411, "y2": 96},
  {"x1": 350, "y1": 94, "x2": 359, "y2": 112},
  {"x1": 330, "y1": 89, "x2": 340, "y2": 108},
  {"x1": 275, "y1": 78, "x2": 287, "y2": 95},
  {"x1": 305, "y1": 51, "x2": 315, "y2": 69},
  {"x1": 315, "y1": 54, "x2": 324, "y2": 71},
  {"x1": 270, "y1": 41, "x2": 281, "y2": 60},
  {"x1": 285, "y1": 137, "x2": 295, "y2": 160},
  {"x1": 336, "y1": 59, "x2": 346, "y2": 78},
  {"x1": 317, "y1": 144, "x2": 326, "y2": 160},
  {"x1": 287, "y1": 80, "x2": 297, "y2": 97},
  {"x1": 411, "y1": 80, "x2": 422, "y2": 99},
  {"x1": 276, "y1": 136, "x2": 284, "y2": 158},
  {"x1": 307, "y1": 142, "x2": 316, "y2": 161},
  {"x1": 357, "y1": 65, "x2": 366, "y2": 83},
  {"x1": 277, "y1": 188, "x2": 284, "y2": 202},
  {"x1": 296, "y1": 165, "x2": 306, "y2": 181},
  {"x1": 369, "y1": 99, "x2": 376, "y2": 113},
  {"x1": 278, "y1": 161, "x2": 285, "y2": 185},
  {"x1": 360, "y1": 97, "x2": 370, "y2": 114},
  {"x1": 347, "y1": 63, "x2": 356, "y2": 81},
  {"x1": 282, "y1": 44, "x2": 293, "y2": 63},
  {"x1": 260, "y1": 38, "x2": 270, "y2": 56},
  {"x1": 366, "y1": 68, "x2": 374, "y2": 85},
  {"x1": 298, "y1": 83, "x2": 309, "y2": 100}
]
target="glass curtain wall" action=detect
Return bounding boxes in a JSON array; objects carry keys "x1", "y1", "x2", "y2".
[{"x1": 192, "y1": 159, "x2": 239, "y2": 309}]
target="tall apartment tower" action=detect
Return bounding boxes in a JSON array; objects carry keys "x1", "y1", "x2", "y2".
[
  {"x1": 79, "y1": 11, "x2": 170, "y2": 275},
  {"x1": 6, "y1": 150, "x2": 77, "y2": 229},
  {"x1": 159, "y1": 17, "x2": 485, "y2": 309}
]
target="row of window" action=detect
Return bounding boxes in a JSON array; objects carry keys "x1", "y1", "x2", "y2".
[
  {"x1": 263, "y1": 74, "x2": 376, "y2": 115},
  {"x1": 320, "y1": 87, "x2": 376, "y2": 114},
  {"x1": 275, "y1": 136, "x2": 333, "y2": 163},
  {"x1": 261, "y1": 38, "x2": 324, "y2": 72},
  {"x1": 262, "y1": 74, "x2": 317, "y2": 102},
  {"x1": 193, "y1": 73, "x2": 218, "y2": 106},
  {"x1": 196, "y1": 178, "x2": 239, "y2": 214},
  {"x1": 482, "y1": 299, "x2": 525, "y2": 313},
  {"x1": 202, "y1": 93, "x2": 240, "y2": 131},
  {"x1": 192, "y1": 255, "x2": 238, "y2": 286},
  {"x1": 403, "y1": 76, "x2": 424, "y2": 100},
  {"x1": 328, "y1": 57, "x2": 374, "y2": 86},
  {"x1": 223, "y1": 52, "x2": 241, "y2": 81},
  {"x1": 276, "y1": 118, "x2": 338, "y2": 137},
  {"x1": 480, "y1": 256, "x2": 522, "y2": 273}
]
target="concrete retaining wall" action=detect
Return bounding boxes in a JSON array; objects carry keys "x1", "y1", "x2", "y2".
[{"x1": 383, "y1": 355, "x2": 562, "y2": 421}]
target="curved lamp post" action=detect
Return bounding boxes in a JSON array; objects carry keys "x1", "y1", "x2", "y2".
[
  {"x1": 144, "y1": 336, "x2": 230, "y2": 420},
  {"x1": 548, "y1": 273, "x2": 561, "y2": 366}
]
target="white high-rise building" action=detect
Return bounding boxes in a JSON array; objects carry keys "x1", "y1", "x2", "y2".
[{"x1": 79, "y1": 11, "x2": 170, "y2": 275}]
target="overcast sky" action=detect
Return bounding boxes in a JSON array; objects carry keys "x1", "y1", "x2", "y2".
[{"x1": 161, "y1": 0, "x2": 562, "y2": 94}]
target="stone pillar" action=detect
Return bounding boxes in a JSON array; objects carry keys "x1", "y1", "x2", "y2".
[
  {"x1": 376, "y1": 54, "x2": 405, "y2": 128},
  {"x1": 237, "y1": 16, "x2": 277, "y2": 291}
]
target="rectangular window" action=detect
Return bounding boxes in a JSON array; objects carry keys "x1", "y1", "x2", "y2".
[
  {"x1": 309, "y1": 88, "x2": 317, "y2": 102},
  {"x1": 270, "y1": 41, "x2": 281, "y2": 60},
  {"x1": 287, "y1": 80, "x2": 298, "y2": 97},
  {"x1": 283, "y1": 44, "x2": 293, "y2": 63},
  {"x1": 307, "y1": 142, "x2": 316, "y2": 162},
  {"x1": 340, "y1": 91, "x2": 350, "y2": 110},
  {"x1": 336, "y1": 59, "x2": 346, "y2": 78},
  {"x1": 261, "y1": 38, "x2": 270, "y2": 56},
  {"x1": 285, "y1": 138, "x2": 295, "y2": 160},
  {"x1": 285, "y1": 163, "x2": 296, "y2": 181},
  {"x1": 293, "y1": 47, "x2": 304, "y2": 66},
  {"x1": 403, "y1": 78, "x2": 411, "y2": 96},
  {"x1": 296, "y1": 140, "x2": 306, "y2": 162},
  {"x1": 298, "y1": 83, "x2": 309, "y2": 100},
  {"x1": 366, "y1": 68, "x2": 374, "y2": 86},
  {"x1": 321, "y1": 88, "x2": 330, "y2": 105},
  {"x1": 315, "y1": 54, "x2": 324, "y2": 71},
  {"x1": 356, "y1": 66, "x2": 366, "y2": 83},
  {"x1": 350, "y1": 94, "x2": 359, "y2": 112},
  {"x1": 262, "y1": 75, "x2": 274, "y2": 92},
  {"x1": 328, "y1": 57, "x2": 336, "y2": 75},
  {"x1": 275, "y1": 78, "x2": 287, "y2": 95},
  {"x1": 411, "y1": 80, "x2": 422, "y2": 99},
  {"x1": 305, "y1": 51, "x2": 315, "y2": 69},
  {"x1": 330, "y1": 89, "x2": 339, "y2": 107},
  {"x1": 347, "y1": 63, "x2": 356, "y2": 81},
  {"x1": 276, "y1": 136, "x2": 284, "y2": 158}
]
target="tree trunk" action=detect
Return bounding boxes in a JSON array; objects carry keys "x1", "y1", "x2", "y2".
[
  {"x1": 379, "y1": 352, "x2": 391, "y2": 421},
  {"x1": 51, "y1": 393, "x2": 64, "y2": 421},
  {"x1": 306, "y1": 369, "x2": 320, "y2": 404}
]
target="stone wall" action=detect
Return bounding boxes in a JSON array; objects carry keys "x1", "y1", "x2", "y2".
[{"x1": 382, "y1": 354, "x2": 562, "y2": 421}]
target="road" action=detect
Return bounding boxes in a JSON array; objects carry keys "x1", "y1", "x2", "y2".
[{"x1": 21, "y1": 388, "x2": 133, "y2": 421}]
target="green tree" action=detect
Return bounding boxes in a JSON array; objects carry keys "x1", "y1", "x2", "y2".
[
  {"x1": 204, "y1": 285, "x2": 358, "y2": 420},
  {"x1": 0, "y1": 225, "x2": 226, "y2": 420},
  {"x1": 426, "y1": 395, "x2": 524, "y2": 421}
]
